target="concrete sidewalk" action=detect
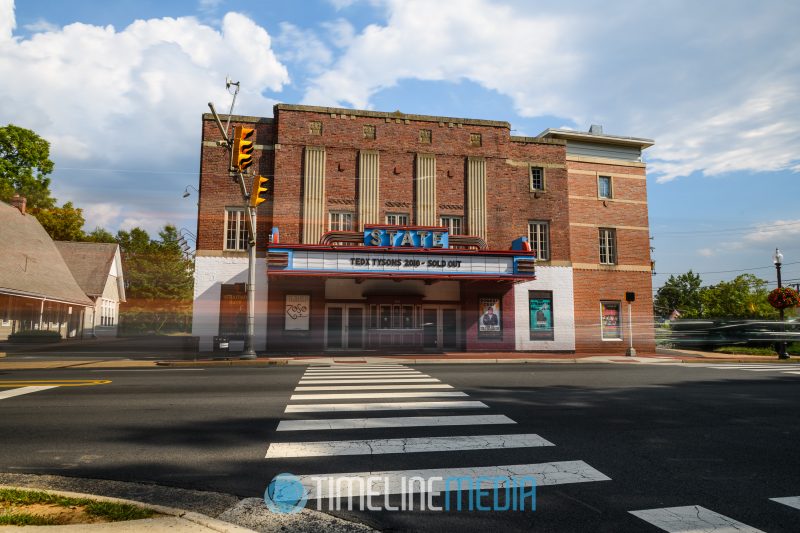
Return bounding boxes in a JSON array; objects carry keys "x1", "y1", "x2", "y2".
[{"x1": 0, "y1": 349, "x2": 797, "y2": 370}]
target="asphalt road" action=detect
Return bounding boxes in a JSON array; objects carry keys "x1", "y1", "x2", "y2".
[{"x1": 1, "y1": 362, "x2": 799, "y2": 532}]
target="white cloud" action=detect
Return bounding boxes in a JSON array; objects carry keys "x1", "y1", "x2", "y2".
[
  {"x1": 22, "y1": 19, "x2": 58, "y2": 33},
  {"x1": 275, "y1": 22, "x2": 333, "y2": 75},
  {"x1": 697, "y1": 248, "x2": 714, "y2": 257},
  {"x1": 321, "y1": 18, "x2": 355, "y2": 49},
  {"x1": 82, "y1": 202, "x2": 122, "y2": 228},
  {"x1": 302, "y1": 0, "x2": 800, "y2": 182},
  {"x1": 0, "y1": 3, "x2": 288, "y2": 231},
  {"x1": 0, "y1": 0, "x2": 14, "y2": 40},
  {"x1": 744, "y1": 220, "x2": 800, "y2": 243}
]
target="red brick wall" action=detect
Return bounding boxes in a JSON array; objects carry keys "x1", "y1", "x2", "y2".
[{"x1": 462, "y1": 282, "x2": 516, "y2": 351}]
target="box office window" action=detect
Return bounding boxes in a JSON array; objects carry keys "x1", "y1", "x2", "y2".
[
  {"x1": 601, "y1": 301, "x2": 622, "y2": 340},
  {"x1": 529, "y1": 291, "x2": 554, "y2": 341}
]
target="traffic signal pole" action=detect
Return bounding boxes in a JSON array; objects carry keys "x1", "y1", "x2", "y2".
[{"x1": 207, "y1": 80, "x2": 261, "y2": 360}]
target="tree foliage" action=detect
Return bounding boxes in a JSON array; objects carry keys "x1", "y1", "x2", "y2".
[
  {"x1": 0, "y1": 124, "x2": 56, "y2": 209},
  {"x1": 116, "y1": 225, "x2": 194, "y2": 334},
  {"x1": 656, "y1": 271, "x2": 780, "y2": 320},
  {"x1": 30, "y1": 202, "x2": 86, "y2": 241},
  {"x1": 654, "y1": 270, "x2": 703, "y2": 318}
]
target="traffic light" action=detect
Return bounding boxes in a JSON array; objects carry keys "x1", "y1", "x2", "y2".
[
  {"x1": 232, "y1": 125, "x2": 255, "y2": 172},
  {"x1": 249, "y1": 175, "x2": 269, "y2": 207}
]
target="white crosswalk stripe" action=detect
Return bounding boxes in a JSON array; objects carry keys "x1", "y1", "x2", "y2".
[
  {"x1": 276, "y1": 414, "x2": 517, "y2": 431},
  {"x1": 629, "y1": 505, "x2": 765, "y2": 532},
  {"x1": 770, "y1": 496, "x2": 800, "y2": 510},
  {"x1": 299, "y1": 461, "x2": 609, "y2": 500},
  {"x1": 701, "y1": 363, "x2": 800, "y2": 376},
  {"x1": 266, "y1": 433, "x2": 554, "y2": 458},
  {"x1": 290, "y1": 391, "x2": 468, "y2": 401},
  {"x1": 266, "y1": 363, "x2": 612, "y2": 508},
  {"x1": 0, "y1": 386, "x2": 58, "y2": 400}
]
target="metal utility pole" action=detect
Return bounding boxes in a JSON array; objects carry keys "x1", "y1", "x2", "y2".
[
  {"x1": 773, "y1": 249, "x2": 789, "y2": 360},
  {"x1": 207, "y1": 78, "x2": 259, "y2": 360}
]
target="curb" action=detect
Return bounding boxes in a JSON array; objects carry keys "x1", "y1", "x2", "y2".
[
  {"x1": 156, "y1": 359, "x2": 289, "y2": 367},
  {"x1": 0, "y1": 485, "x2": 255, "y2": 532}
]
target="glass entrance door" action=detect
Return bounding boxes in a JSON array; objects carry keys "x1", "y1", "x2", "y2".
[
  {"x1": 347, "y1": 307, "x2": 364, "y2": 349},
  {"x1": 442, "y1": 308, "x2": 458, "y2": 350},
  {"x1": 423, "y1": 308, "x2": 438, "y2": 349},
  {"x1": 326, "y1": 305, "x2": 364, "y2": 350}
]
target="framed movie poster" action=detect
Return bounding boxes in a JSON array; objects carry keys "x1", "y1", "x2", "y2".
[
  {"x1": 285, "y1": 294, "x2": 310, "y2": 331},
  {"x1": 478, "y1": 297, "x2": 502, "y2": 338},
  {"x1": 601, "y1": 301, "x2": 622, "y2": 339},
  {"x1": 529, "y1": 291, "x2": 554, "y2": 340}
]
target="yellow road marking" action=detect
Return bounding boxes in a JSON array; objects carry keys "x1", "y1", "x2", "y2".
[{"x1": 0, "y1": 380, "x2": 111, "y2": 388}]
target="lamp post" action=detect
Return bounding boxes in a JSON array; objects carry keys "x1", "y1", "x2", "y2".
[{"x1": 773, "y1": 248, "x2": 789, "y2": 359}]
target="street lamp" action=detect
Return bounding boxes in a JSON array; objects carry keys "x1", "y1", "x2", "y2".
[{"x1": 773, "y1": 248, "x2": 789, "y2": 359}]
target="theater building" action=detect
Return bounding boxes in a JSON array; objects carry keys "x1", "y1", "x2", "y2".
[{"x1": 191, "y1": 104, "x2": 655, "y2": 354}]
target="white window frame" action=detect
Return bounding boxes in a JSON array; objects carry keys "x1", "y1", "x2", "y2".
[
  {"x1": 385, "y1": 213, "x2": 409, "y2": 226},
  {"x1": 224, "y1": 208, "x2": 248, "y2": 251},
  {"x1": 530, "y1": 166, "x2": 545, "y2": 191},
  {"x1": 329, "y1": 211, "x2": 354, "y2": 231},
  {"x1": 598, "y1": 175, "x2": 613, "y2": 199},
  {"x1": 440, "y1": 216, "x2": 463, "y2": 235},
  {"x1": 599, "y1": 227, "x2": 617, "y2": 265},
  {"x1": 527, "y1": 221, "x2": 550, "y2": 261},
  {"x1": 600, "y1": 301, "x2": 623, "y2": 340}
]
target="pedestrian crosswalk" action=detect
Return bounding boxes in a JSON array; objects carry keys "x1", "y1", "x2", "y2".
[
  {"x1": 629, "y1": 497, "x2": 800, "y2": 532},
  {"x1": 700, "y1": 363, "x2": 800, "y2": 376},
  {"x1": 265, "y1": 363, "x2": 613, "y2": 506}
]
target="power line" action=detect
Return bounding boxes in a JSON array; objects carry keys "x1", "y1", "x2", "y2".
[
  {"x1": 655, "y1": 261, "x2": 800, "y2": 276},
  {"x1": 653, "y1": 220, "x2": 800, "y2": 237}
]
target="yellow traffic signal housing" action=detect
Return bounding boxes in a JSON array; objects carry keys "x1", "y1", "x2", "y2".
[
  {"x1": 232, "y1": 125, "x2": 255, "y2": 172},
  {"x1": 249, "y1": 176, "x2": 269, "y2": 207}
]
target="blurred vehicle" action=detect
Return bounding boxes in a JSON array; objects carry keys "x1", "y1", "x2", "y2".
[{"x1": 667, "y1": 318, "x2": 800, "y2": 349}]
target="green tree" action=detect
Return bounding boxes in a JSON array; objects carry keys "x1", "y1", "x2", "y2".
[
  {"x1": 700, "y1": 274, "x2": 777, "y2": 319},
  {"x1": 116, "y1": 225, "x2": 194, "y2": 334},
  {"x1": 654, "y1": 270, "x2": 703, "y2": 318},
  {"x1": 0, "y1": 124, "x2": 56, "y2": 209},
  {"x1": 85, "y1": 227, "x2": 117, "y2": 243},
  {"x1": 31, "y1": 202, "x2": 86, "y2": 241}
]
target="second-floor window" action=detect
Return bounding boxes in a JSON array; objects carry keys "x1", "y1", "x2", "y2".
[
  {"x1": 598, "y1": 175, "x2": 613, "y2": 198},
  {"x1": 329, "y1": 212, "x2": 353, "y2": 231},
  {"x1": 528, "y1": 221, "x2": 550, "y2": 260},
  {"x1": 386, "y1": 213, "x2": 409, "y2": 225},
  {"x1": 530, "y1": 167, "x2": 545, "y2": 191},
  {"x1": 225, "y1": 208, "x2": 248, "y2": 251},
  {"x1": 440, "y1": 216, "x2": 463, "y2": 235},
  {"x1": 599, "y1": 228, "x2": 617, "y2": 264}
]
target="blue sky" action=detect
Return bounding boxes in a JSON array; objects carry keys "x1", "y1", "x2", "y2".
[{"x1": 3, "y1": 0, "x2": 799, "y2": 292}]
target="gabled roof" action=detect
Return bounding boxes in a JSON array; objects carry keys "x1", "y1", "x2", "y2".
[
  {"x1": 54, "y1": 241, "x2": 122, "y2": 298},
  {"x1": 0, "y1": 201, "x2": 93, "y2": 306}
]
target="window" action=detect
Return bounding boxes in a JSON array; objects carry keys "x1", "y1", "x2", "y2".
[
  {"x1": 527, "y1": 221, "x2": 550, "y2": 260},
  {"x1": 225, "y1": 208, "x2": 248, "y2": 251},
  {"x1": 599, "y1": 228, "x2": 617, "y2": 264},
  {"x1": 598, "y1": 175, "x2": 612, "y2": 198},
  {"x1": 329, "y1": 211, "x2": 353, "y2": 231},
  {"x1": 601, "y1": 301, "x2": 622, "y2": 340},
  {"x1": 440, "y1": 216, "x2": 463, "y2": 235},
  {"x1": 386, "y1": 213, "x2": 409, "y2": 225},
  {"x1": 470, "y1": 133, "x2": 482, "y2": 147},
  {"x1": 419, "y1": 129, "x2": 432, "y2": 143},
  {"x1": 530, "y1": 167, "x2": 545, "y2": 191},
  {"x1": 529, "y1": 291, "x2": 554, "y2": 341},
  {"x1": 363, "y1": 124, "x2": 376, "y2": 139}
]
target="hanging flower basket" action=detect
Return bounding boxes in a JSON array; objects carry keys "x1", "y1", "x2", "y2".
[{"x1": 767, "y1": 287, "x2": 800, "y2": 310}]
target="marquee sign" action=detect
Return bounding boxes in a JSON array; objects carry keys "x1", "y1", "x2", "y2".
[
  {"x1": 269, "y1": 249, "x2": 535, "y2": 278},
  {"x1": 363, "y1": 225, "x2": 449, "y2": 249}
]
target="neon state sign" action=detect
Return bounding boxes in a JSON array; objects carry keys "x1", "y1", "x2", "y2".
[{"x1": 363, "y1": 225, "x2": 449, "y2": 249}]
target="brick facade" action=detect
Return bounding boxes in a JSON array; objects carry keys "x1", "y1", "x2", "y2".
[{"x1": 193, "y1": 104, "x2": 654, "y2": 354}]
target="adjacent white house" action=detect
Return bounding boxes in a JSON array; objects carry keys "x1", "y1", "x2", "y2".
[{"x1": 55, "y1": 242, "x2": 126, "y2": 337}]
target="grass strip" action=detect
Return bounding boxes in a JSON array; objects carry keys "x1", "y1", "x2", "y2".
[{"x1": 0, "y1": 488, "x2": 154, "y2": 522}]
